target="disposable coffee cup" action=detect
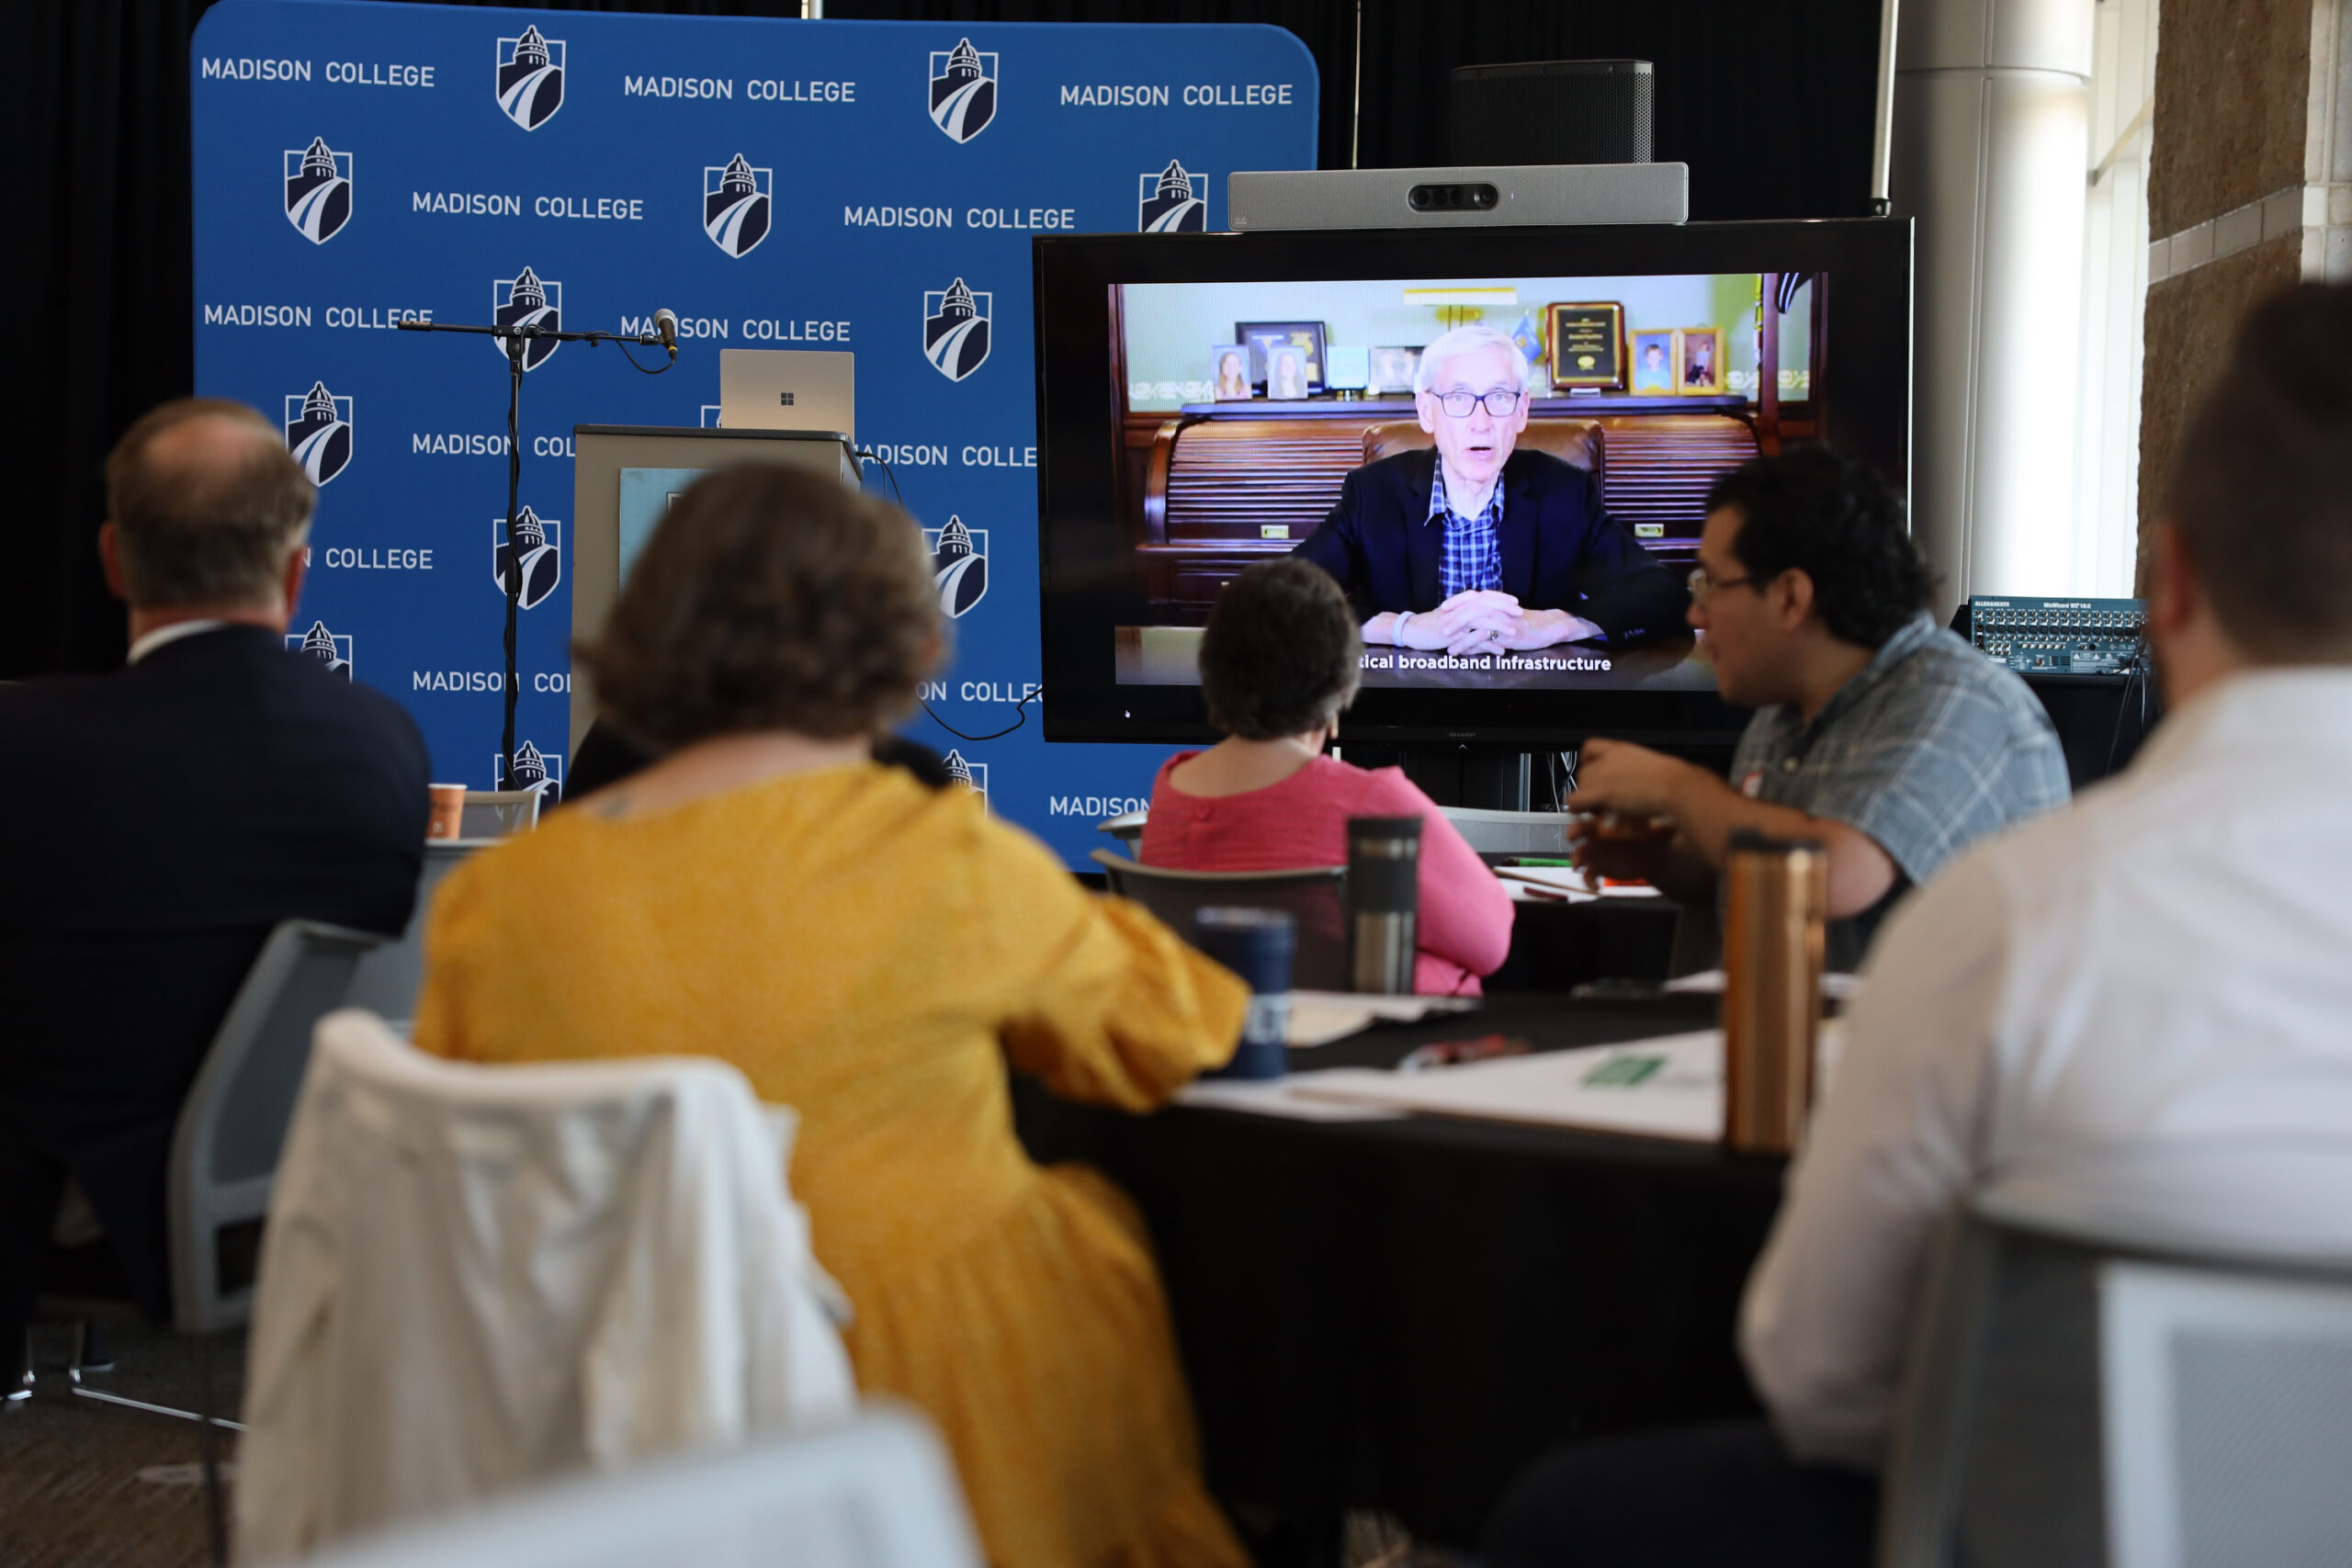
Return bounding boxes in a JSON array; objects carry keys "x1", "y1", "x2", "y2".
[
  {"x1": 1193, "y1": 907, "x2": 1296, "y2": 1081},
  {"x1": 427, "y1": 784, "x2": 468, "y2": 841}
]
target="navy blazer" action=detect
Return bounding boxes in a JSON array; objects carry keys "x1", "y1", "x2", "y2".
[
  {"x1": 1292, "y1": 447, "x2": 1690, "y2": 644},
  {"x1": 0, "y1": 626, "x2": 428, "y2": 1322}
]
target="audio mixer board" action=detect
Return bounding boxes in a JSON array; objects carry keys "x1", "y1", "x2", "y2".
[{"x1": 1966, "y1": 595, "x2": 2145, "y2": 677}]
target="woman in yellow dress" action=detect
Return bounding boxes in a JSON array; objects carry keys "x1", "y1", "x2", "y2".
[{"x1": 413, "y1": 466, "x2": 1251, "y2": 1568}]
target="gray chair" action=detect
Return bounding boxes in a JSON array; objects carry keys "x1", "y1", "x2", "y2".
[
  {"x1": 1435, "y1": 805, "x2": 1573, "y2": 857},
  {"x1": 346, "y1": 840, "x2": 481, "y2": 1026},
  {"x1": 295, "y1": 1405, "x2": 983, "y2": 1568},
  {"x1": 1089, "y1": 848, "x2": 1348, "y2": 990},
  {"x1": 1094, "y1": 811, "x2": 1148, "y2": 855},
  {"x1": 1879, "y1": 1194, "x2": 2352, "y2": 1568},
  {"x1": 37, "y1": 919, "x2": 383, "y2": 1564}
]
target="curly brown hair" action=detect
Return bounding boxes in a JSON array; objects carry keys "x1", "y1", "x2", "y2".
[
  {"x1": 1200, "y1": 558, "x2": 1362, "y2": 739},
  {"x1": 576, "y1": 465, "x2": 941, "y2": 750}
]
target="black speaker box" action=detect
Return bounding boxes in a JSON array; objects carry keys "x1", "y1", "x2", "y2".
[{"x1": 1450, "y1": 59, "x2": 1655, "y2": 166}]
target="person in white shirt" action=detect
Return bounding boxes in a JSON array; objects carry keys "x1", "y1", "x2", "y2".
[{"x1": 1488, "y1": 281, "x2": 2352, "y2": 1567}]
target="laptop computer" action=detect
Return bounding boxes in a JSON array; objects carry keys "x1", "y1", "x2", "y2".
[{"x1": 718, "y1": 349, "x2": 855, "y2": 439}]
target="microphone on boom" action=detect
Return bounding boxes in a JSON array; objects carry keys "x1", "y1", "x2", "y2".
[{"x1": 652, "y1": 308, "x2": 679, "y2": 360}]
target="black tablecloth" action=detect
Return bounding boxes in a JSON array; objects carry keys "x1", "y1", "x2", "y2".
[
  {"x1": 1485, "y1": 895, "x2": 1680, "y2": 992},
  {"x1": 1013, "y1": 994, "x2": 1785, "y2": 1546}
]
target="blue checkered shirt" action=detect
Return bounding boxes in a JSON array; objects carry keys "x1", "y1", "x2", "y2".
[
  {"x1": 1727, "y1": 612, "x2": 2072, "y2": 968},
  {"x1": 1428, "y1": 467, "x2": 1504, "y2": 598}
]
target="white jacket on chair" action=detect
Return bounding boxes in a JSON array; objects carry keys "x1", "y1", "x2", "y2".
[{"x1": 235, "y1": 1010, "x2": 856, "y2": 1562}]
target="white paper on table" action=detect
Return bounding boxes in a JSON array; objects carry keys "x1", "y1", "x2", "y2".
[
  {"x1": 1286, "y1": 1023, "x2": 1850, "y2": 1142},
  {"x1": 1505, "y1": 878, "x2": 1598, "y2": 903},
  {"x1": 1496, "y1": 865, "x2": 1661, "y2": 899},
  {"x1": 1290, "y1": 1031, "x2": 1726, "y2": 1141},
  {"x1": 1283, "y1": 990, "x2": 1477, "y2": 1047},
  {"x1": 1176, "y1": 1077, "x2": 1409, "y2": 1122},
  {"x1": 1663, "y1": 969, "x2": 1867, "y2": 1002},
  {"x1": 1495, "y1": 865, "x2": 1598, "y2": 897}
]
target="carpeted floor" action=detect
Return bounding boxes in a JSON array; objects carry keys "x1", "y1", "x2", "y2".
[
  {"x1": 1, "y1": 1320, "x2": 246, "y2": 1568},
  {"x1": 0, "y1": 1323, "x2": 1461, "y2": 1568}
]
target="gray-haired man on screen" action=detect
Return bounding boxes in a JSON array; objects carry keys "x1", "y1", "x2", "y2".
[{"x1": 1293, "y1": 324, "x2": 1688, "y2": 656}]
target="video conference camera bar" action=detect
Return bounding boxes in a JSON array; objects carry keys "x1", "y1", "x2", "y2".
[{"x1": 1227, "y1": 164, "x2": 1689, "y2": 231}]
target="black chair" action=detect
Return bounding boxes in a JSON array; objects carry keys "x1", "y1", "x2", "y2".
[
  {"x1": 1880, "y1": 1193, "x2": 2352, "y2": 1568},
  {"x1": 1089, "y1": 849, "x2": 1348, "y2": 989},
  {"x1": 31, "y1": 919, "x2": 383, "y2": 1564}
]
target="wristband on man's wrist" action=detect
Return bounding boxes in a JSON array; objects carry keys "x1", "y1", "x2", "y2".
[{"x1": 1392, "y1": 611, "x2": 1416, "y2": 647}]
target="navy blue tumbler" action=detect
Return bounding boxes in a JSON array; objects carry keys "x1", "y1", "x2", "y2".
[{"x1": 1193, "y1": 907, "x2": 1295, "y2": 1080}]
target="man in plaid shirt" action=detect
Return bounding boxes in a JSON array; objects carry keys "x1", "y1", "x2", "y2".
[
  {"x1": 1295, "y1": 323, "x2": 1688, "y2": 655},
  {"x1": 1566, "y1": 445, "x2": 2069, "y2": 971}
]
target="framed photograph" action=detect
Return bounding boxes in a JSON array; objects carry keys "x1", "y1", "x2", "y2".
[
  {"x1": 1208, "y1": 343, "x2": 1254, "y2": 401},
  {"x1": 1629, "y1": 329, "x2": 1677, "y2": 395},
  {"x1": 1324, "y1": 345, "x2": 1372, "y2": 394},
  {"x1": 1368, "y1": 345, "x2": 1423, "y2": 397},
  {"x1": 1675, "y1": 327, "x2": 1724, "y2": 395},
  {"x1": 1546, "y1": 301, "x2": 1626, "y2": 391},
  {"x1": 1237, "y1": 321, "x2": 1329, "y2": 399}
]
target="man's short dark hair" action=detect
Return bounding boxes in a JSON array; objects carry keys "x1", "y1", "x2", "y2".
[
  {"x1": 2164, "y1": 281, "x2": 2352, "y2": 661},
  {"x1": 577, "y1": 465, "x2": 940, "y2": 750},
  {"x1": 105, "y1": 399, "x2": 317, "y2": 608},
  {"x1": 1707, "y1": 445, "x2": 1934, "y2": 648},
  {"x1": 1199, "y1": 558, "x2": 1361, "y2": 739}
]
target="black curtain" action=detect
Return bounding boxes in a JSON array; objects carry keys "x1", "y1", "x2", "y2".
[{"x1": 3, "y1": 0, "x2": 1880, "y2": 678}]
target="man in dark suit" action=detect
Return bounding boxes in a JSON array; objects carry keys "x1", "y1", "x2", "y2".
[
  {"x1": 1294, "y1": 323, "x2": 1688, "y2": 657},
  {"x1": 0, "y1": 399, "x2": 429, "y2": 1366}
]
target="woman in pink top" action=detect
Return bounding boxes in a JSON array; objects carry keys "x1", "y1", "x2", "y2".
[{"x1": 1140, "y1": 559, "x2": 1514, "y2": 995}]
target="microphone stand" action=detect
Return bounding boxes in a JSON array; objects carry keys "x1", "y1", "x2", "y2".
[{"x1": 396, "y1": 317, "x2": 673, "y2": 792}]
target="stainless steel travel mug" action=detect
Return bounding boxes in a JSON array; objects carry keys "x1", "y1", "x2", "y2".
[{"x1": 1347, "y1": 815, "x2": 1422, "y2": 995}]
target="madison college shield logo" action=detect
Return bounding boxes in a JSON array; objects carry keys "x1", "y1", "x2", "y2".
[
  {"x1": 704, "y1": 154, "x2": 772, "y2": 258},
  {"x1": 287, "y1": 620, "x2": 353, "y2": 680},
  {"x1": 492, "y1": 508, "x2": 562, "y2": 611},
  {"x1": 494, "y1": 741, "x2": 564, "y2": 807},
  {"x1": 495, "y1": 26, "x2": 565, "y2": 130},
  {"x1": 494, "y1": 267, "x2": 561, "y2": 370},
  {"x1": 284, "y1": 382, "x2": 353, "y2": 485},
  {"x1": 924, "y1": 517, "x2": 988, "y2": 617},
  {"x1": 942, "y1": 749, "x2": 988, "y2": 811},
  {"x1": 284, "y1": 137, "x2": 352, "y2": 243},
  {"x1": 922, "y1": 278, "x2": 990, "y2": 382},
  {"x1": 928, "y1": 39, "x2": 997, "y2": 143},
  {"x1": 1138, "y1": 160, "x2": 1206, "y2": 232}
]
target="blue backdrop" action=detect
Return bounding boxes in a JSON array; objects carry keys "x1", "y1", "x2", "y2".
[{"x1": 191, "y1": 0, "x2": 1316, "y2": 863}]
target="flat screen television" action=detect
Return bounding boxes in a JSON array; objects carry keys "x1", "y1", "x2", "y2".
[{"x1": 1032, "y1": 218, "x2": 1912, "y2": 748}]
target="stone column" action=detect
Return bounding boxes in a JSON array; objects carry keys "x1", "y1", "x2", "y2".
[
  {"x1": 2140, "y1": 0, "x2": 2352, "y2": 550},
  {"x1": 1894, "y1": 0, "x2": 2097, "y2": 612}
]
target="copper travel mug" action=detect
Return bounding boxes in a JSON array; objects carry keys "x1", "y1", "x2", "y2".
[
  {"x1": 1721, "y1": 831, "x2": 1828, "y2": 1155},
  {"x1": 1347, "y1": 816, "x2": 1422, "y2": 995}
]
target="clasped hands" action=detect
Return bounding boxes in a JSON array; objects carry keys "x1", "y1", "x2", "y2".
[{"x1": 1376, "y1": 591, "x2": 1602, "y2": 657}]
